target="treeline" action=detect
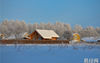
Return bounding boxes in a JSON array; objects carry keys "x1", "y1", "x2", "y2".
[{"x1": 0, "y1": 19, "x2": 100, "y2": 40}]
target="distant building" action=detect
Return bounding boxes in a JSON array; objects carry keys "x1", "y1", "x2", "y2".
[
  {"x1": 28, "y1": 29, "x2": 59, "y2": 40},
  {"x1": 73, "y1": 33, "x2": 80, "y2": 42},
  {"x1": 0, "y1": 34, "x2": 5, "y2": 40}
]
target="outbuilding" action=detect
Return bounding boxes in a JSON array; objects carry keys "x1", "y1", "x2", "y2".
[
  {"x1": 73, "y1": 33, "x2": 80, "y2": 42},
  {"x1": 0, "y1": 34, "x2": 4, "y2": 40}
]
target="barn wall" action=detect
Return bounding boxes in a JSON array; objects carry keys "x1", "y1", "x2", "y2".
[
  {"x1": 52, "y1": 37, "x2": 57, "y2": 40},
  {"x1": 29, "y1": 31, "x2": 44, "y2": 40}
]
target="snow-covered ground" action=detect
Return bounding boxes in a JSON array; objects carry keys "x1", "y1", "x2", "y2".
[
  {"x1": 82, "y1": 37, "x2": 100, "y2": 43},
  {"x1": 0, "y1": 44, "x2": 100, "y2": 63}
]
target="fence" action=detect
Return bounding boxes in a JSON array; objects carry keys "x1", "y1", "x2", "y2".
[{"x1": 0, "y1": 40, "x2": 69, "y2": 44}]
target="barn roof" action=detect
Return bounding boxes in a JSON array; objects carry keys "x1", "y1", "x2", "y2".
[{"x1": 36, "y1": 29, "x2": 59, "y2": 39}]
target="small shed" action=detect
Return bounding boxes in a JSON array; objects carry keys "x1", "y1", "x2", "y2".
[
  {"x1": 73, "y1": 33, "x2": 80, "y2": 42},
  {"x1": 28, "y1": 29, "x2": 59, "y2": 40},
  {"x1": 0, "y1": 34, "x2": 4, "y2": 40}
]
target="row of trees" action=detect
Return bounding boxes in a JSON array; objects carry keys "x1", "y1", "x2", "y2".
[{"x1": 0, "y1": 19, "x2": 100, "y2": 39}]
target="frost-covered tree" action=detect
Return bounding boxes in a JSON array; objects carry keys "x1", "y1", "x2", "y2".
[
  {"x1": 0, "y1": 20, "x2": 9, "y2": 37},
  {"x1": 39, "y1": 23, "x2": 46, "y2": 29},
  {"x1": 27, "y1": 23, "x2": 34, "y2": 33},
  {"x1": 20, "y1": 20, "x2": 28, "y2": 32},
  {"x1": 33, "y1": 23, "x2": 38, "y2": 30},
  {"x1": 64, "y1": 24, "x2": 72, "y2": 31},
  {"x1": 0, "y1": 19, "x2": 100, "y2": 39},
  {"x1": 61, "y1": 24, "x2": 72, "y2": 40},
  {"x1": 62, "y1": 31, "x2": 73, "y2": 40},
  {"x1": 96, "y1": 27, "x2": 100, "y2": 35},
  {"x1": 74, "y1": 24, "x2": 83, "y2": 33},
  {"x1": 53, "y1": 22, "x2": 65, "y2": 37},
  {"x1": 0, "y1": 20, "x2": 29, "y2": 39},
  {"x1": 84, "y1": 26, "x2": 99, "y2": 37}
]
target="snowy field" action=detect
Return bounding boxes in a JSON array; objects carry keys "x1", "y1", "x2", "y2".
[{"x1": 0, "y1": 43, "x2": 100, "y2": 63}]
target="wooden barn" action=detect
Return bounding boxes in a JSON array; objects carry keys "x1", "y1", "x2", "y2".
[{"x1": 28, "y1": 29, "x2": 59, "y2": 40}]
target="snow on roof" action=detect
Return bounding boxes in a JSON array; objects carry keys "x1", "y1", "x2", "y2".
[
  {"x1": 36, "y1": 29, "x2": 59, "y2": 39},
  {"x1": 22, "y1": 32, "x2": 29, "y2": 37}
]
